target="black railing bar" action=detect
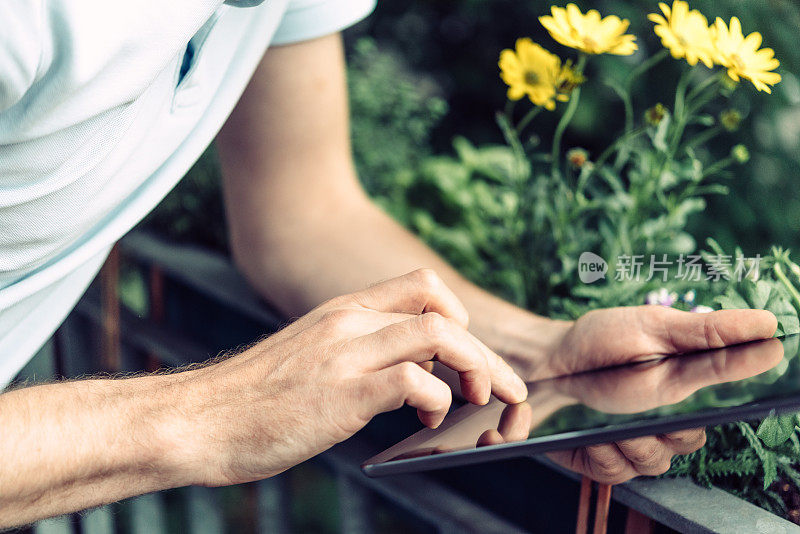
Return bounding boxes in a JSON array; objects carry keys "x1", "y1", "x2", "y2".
[
  {"x1": 336, "y1": 473, "x2": 376, "y2": 534},
  {"x1": 119, "y1": 232, "x2": 284, "y2": 330},
  {"x1": 74, "y1": 297, "x2": 210, "y2": 369},
  {"x1": 255, "y1": 477, "x2": 290, "y2": 534},
  {"x1": 322, "y1": 438, "x2": 529, "y2": 534},
  {"x1": 117, "y1": 233, "x2": 800, "y2": 533}
]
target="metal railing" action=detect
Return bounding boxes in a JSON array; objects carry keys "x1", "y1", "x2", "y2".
[
  {"x1": 17, "y1": 233, "x2": 528, "y2": 534},
  {"x1": 15, "y1": 231, "x2": 800, "y2": 534}
]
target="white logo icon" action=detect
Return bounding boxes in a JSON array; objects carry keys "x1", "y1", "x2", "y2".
[{"x1": 578, "y1": 252, "x2": 608, "y2": 284}]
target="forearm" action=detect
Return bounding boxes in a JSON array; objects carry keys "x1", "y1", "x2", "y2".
[
  {"x1": 0, "y1": 374, "x2": 195, "y2": 527},
  {"x1": 215, "y1": 33, "x2": 570, "y2": 376},
  {"x1": 228, "y1": 190, "x2": 570, "y2": 374}
]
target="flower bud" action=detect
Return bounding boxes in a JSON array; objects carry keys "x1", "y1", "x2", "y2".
[
  {"x1": 719, "y1": 109, "x2": 743, "y2": 132},
  {"x1": 566, "y1": 148, "x2": 589, "y2": 169},
  {"x1": 731, "y1": 144, "x2": 750, "y2": 164},
  {"x1": 720, "y1": 75, "x2": 739, "y2": 91},
  {"x1": 555, "y1": 60, "x2": 586, "y2": 101},
  {"x1": 645, "y1": 103, "x2": 667, "y2": 127}
]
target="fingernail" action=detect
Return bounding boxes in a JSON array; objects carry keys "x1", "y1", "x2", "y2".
[
  {"x1": 514, "y1": 374, "x2": 528, "y2": 402},
  {"x1": 482, "y1": 382, "x2": 492, "y2": 405}
]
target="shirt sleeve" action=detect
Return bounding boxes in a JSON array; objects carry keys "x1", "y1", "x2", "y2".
[
  {"x1": 270, "y1": 0, "x2": 376, "y2": 46},
  {"x1": 0, "y1": 1, "x2": 45, "y2": 113}
]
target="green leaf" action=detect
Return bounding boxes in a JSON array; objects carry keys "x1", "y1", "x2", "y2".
[
  {"x1": 738, "y1": 422, "x2": 779, "y2": 490},
  {"x1": 757, "y1": 415, "x2": 796, "y2": 448},
  {"x1": 714, "y1": 290, "x2": 749, "y2": 310},
  {"x1": 746, "y1": 280, "x2": 773, "y2": 310}
]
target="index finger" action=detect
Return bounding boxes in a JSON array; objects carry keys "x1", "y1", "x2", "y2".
[
  {"x1": 354, "y1": 313, "x2": 528, "y2": 405},
  {"x1": 348, "y1": 269, "x2": 470, "y2": 329}
]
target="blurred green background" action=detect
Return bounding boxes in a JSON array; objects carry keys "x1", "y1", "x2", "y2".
[{"x1": 146, "y1": 0, "x2": 800, "y2": 262}]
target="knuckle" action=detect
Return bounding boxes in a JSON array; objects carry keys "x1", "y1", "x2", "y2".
[
  {"x1": 670, "y1": 429, "x2": 707, "y2": 451},
  {"x1": 418, "y1": 312, "x2": 450, "y2": 341},
  {"x1": 324, "y1": 294, "x2": 353, "y2": 309},
  {"x1": 592, "y1": 462, "x2": 626, "y2": 483},
  {"x1": 627, "y1": 444, "x2": 661, "y2": 466},
  {"x1": 318, "y1": 309, "x2": 356, "y2": 332},
  {"x1": 414, "y1": 268, "x2": 443, "y2": 292},
  {"x1": 657, "y1": 458, "x2": 673, "y2": 475},
  {"x1": 396, "y1": 362, "x2": 422, "y2": 391},
  {"x1": 703, "y1": 316, "x2": 725, "y2": 348},
  {"x1": 586, "y1": 448, "x2": 624, "y2": 480}
]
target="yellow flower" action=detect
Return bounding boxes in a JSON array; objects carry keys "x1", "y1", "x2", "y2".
[
  {"x1": 648, "y1": 1, "x2": 715, "y2": 68},
  {"x1": 539, "y1": 3, "x2": 637, "y2": 56},
  {"x1": 712, "y1": 17, "x2": 781, "y2": 93},
  {"x1": 499, "y1": 38, "x2": 562, "y2": 110}
]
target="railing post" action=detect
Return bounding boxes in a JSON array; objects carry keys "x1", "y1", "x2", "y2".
[
  {"x1": 337, "y1": 474, "x2": 375, "y2": 534},
  {"x1": 593, "y1": 484, "x2": 612, "y2": 534},
  {"x1": 99, "y1": 244, "x2": 121, "y2": 372},
  {"x1": 576, "y1": 476, "x2": 592, "y2": 534},
  {"x1": 624, "y1": 507, "x2": 654, "y2": 534},
  {"x1": 146, "y1": 264, "x2": 165, "y2": 371},
  {"x1": 256, "y1": 476, "x2": 290, "y2": 534}
]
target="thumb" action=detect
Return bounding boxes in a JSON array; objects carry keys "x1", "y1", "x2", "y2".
[{"x1": 646, "y1": 307, "x2": 777, "y2": 354}]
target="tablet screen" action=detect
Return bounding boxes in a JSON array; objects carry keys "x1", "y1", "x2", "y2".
[{"x1": 363, "y1": 335, "x2": 800, "y2": 477}]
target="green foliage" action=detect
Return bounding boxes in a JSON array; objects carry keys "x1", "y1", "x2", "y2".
[
  {"x1": 348, "y1": 38, "x2": 447, "y2": 198},
  {"x1": 652, "y1": 244, "x2": 800, "y2": 511}
]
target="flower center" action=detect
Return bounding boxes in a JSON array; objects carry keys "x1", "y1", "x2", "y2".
[
  {"x1": 582, "y1": 36, "x2": 599, "y2": 52},
  {"x1": 524, "y1": 70, "x2": 540, "y2": 85},
  {"x1": 730, "y1": 53, "x2": 745, "y2": 71}
]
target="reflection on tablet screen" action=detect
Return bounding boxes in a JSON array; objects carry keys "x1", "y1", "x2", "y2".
[{"x1": 364, "y1": 335, "x2": 799, "y2": 473}]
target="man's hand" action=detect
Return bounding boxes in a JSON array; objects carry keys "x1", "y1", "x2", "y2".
[
  {"x1": 540, "y1": 305, "x2": 777, "y2": 484},
  {"x1": 172, "y1": 269, "x2": 527, "y2": 487},
  {"x1": 0, "y1": 269, "x2": 526, "y2": 527},
  {"x1": 542, "y1": 305, "x2": 778, "y2": 379}
]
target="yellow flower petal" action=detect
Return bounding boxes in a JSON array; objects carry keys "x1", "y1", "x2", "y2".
[
  {"x1": 649, "y1": 1, "x2": 716, "y2": 69},
  {"x1": 712, "y1": 16, "x2": 781, "y2": 93},
  {"x1": 540, "y1": 4, "x2": 637, "y2": 55},
  {"x1": 497, "y1": 38, "x2": 566, "y2": 110}
]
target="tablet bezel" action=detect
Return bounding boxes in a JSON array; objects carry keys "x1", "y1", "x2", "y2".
[{"x1": 362, "y1": 337, "x2": 800, "y2": 478}]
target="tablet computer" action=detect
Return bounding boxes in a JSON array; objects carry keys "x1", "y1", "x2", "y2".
[{"x1": 362, "y1": 334, "x2": 800, "y2": 477}]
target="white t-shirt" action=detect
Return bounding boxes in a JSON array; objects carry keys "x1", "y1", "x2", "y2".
[{"x1": 0, "y1": 0, "x2": 376, "y2": 386}]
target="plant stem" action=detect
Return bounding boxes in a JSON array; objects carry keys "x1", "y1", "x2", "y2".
[
  {"x1": 596, "y1": 127, "x2": 648, "y2": 169},
  {"x1": 551, "y1": 54, "x2": 587, "y2": 177},
  {"x1": 775, "y1": 262, "x2": 800, "y2": 312},
  {"x1": 682, "y1": 124, "x2": 724, "y2": 152},
  {"x1": 610, "y1": 51, "x2": 668, "y2": 170},
  {"x1": 516, "y1": 106, "x2": 543, "y2": 134},
  {"x1": 496, "y1": 112, "x2": 529, "y2": 183},
  {"x1": 625, "y1": 49, "x2": 669, "y2": 88},
  {"x1": 668, "y1": 70, "x2": 698, "y2": 156},
  {"x1": 686, "y1": 72, "x2": 722, "y2": 103},
  {"x1": 699, "y1": 156, "x2": 735, "y2": 181},
  {"x1": 673, "y1": 69, "x2": 693, "y2": 125}
]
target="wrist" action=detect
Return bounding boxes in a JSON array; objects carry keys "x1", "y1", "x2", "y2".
[
  {"x1": 125, "y1": 371, "x2": 212, "y2": 489},
  {"x1": 478, "y1": 306, "x2": 573, "y2": 381}
]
